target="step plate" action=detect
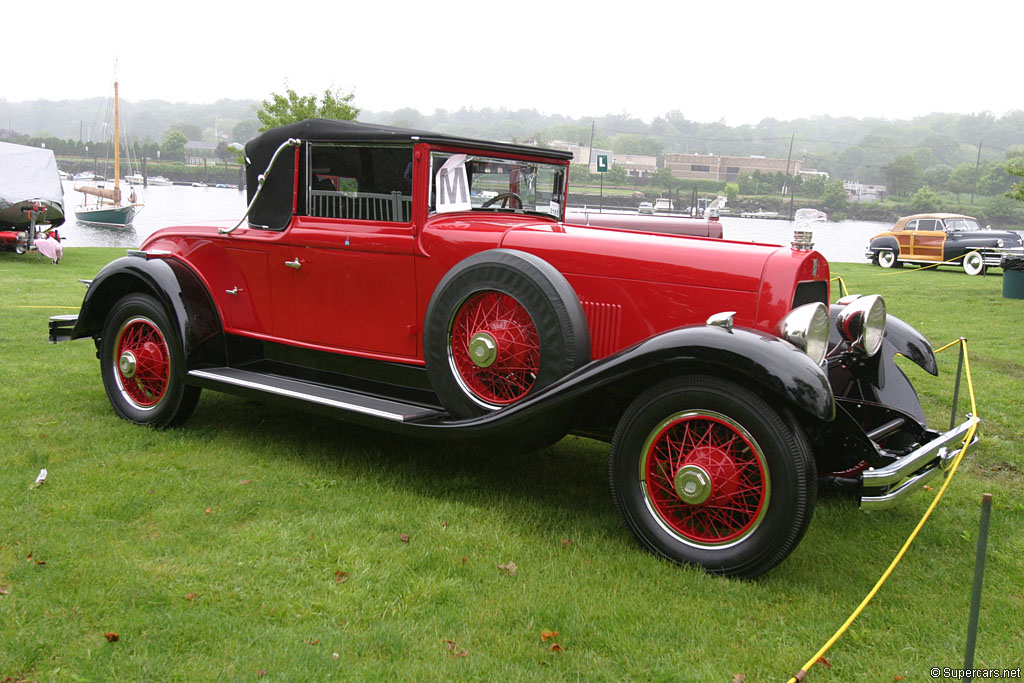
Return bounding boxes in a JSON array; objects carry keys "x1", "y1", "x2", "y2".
[{"x1": 188, "y1": 367, "x2": 442, "y2": 423}]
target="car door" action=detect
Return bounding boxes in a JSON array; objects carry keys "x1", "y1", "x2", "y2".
[
  {"x1": 283, "y1": 143, "x2": 420, "y2": 359},
  {"x1": 911, "y1": 218, "x2": 944, "y2": 262}
]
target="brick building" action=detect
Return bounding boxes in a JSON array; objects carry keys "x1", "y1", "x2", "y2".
[{"x1": 663, "y1": 153, "x2": 804, "y2": 182}]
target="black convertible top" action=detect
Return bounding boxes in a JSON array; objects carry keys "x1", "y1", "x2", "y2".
[
  {"x1": 243, "y1": 119, "x2": 573, "y2": 229},
  {"x1": 246, "y1": 118, "x2": 572, "y2": 168}
]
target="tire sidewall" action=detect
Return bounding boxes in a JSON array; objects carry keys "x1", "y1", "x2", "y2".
[
  {"x1": 877, "y1": 249, "x2": 896, "y2": 268},
  {"x1": 100, "y1": 293, "x2": 192, "y2": 427},
  {"x1": 963, "y1": 251, "x2": 984, "y2": 275},
  {"x1": 424, "y1": 250, "x2": 589, "y2": 418},
  {"x1": 610, "y1": 376, "x2": 814, "y2": 577}
]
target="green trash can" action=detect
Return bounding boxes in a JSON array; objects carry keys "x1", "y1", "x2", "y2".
[{"x1": 1002, "y1": 254, "x2": 1024, "y2": 299}]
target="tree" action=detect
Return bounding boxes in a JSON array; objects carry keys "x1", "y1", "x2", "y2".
[
  {"x1": 1007, "y1": 162, "x2": 1024, "y2": 202},
  {"x1": 724, "y1": 182, "x2": 739, "y2": 202},
  {"x1": 607, "y1": 163, "x2": 628, "y2": 185},
  {"x1": 161, "y1": 130, "x2": 188, "y2": 161},
  {"x1": 231, "y1": 119, "x2": 261, "y2": 144},
  {"x1": 908, "y1": 185, "x2": 940, "y2": 213},
  {"x1": 884, "y1": 154, "x2": 922, "y2": 196},
  {"x1": 169, "y1": 122, "x2": 203, "y2": 141},
  {"x1": 256, "y1": 87, "x2": 359, "y2": 131},
  {"x1": 822, "y1": 179, "x2": 848, "y2": 214},
  {"x1": 947, "y1": 163, "x2": 974, "y2": 201}
]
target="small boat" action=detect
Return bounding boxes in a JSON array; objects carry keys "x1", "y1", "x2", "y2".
[
  {"x1": 147, "y1": 176, "x2": 173, "y2": 186},
  {"x1": 0, "y1": 141, "x2": 66, "y2": 256},
  {"x1": 75, "y1": 78, "x2": 142, "y2": 227},
  {"x1": 124, "y1": 173, "x2": 144, "y2": 184},
  {"x1": 740, "y1": 210, "x2": 781, "y2": 219},
  {"x1": 58, "y1": 170, "x2": 71, "y2": 181},
  {"x1": 191, "y1": 182, "x2": 208, "y2": 188},
  {"x1": 73, "y1": 171, "x2": 96, "y2": 181}
]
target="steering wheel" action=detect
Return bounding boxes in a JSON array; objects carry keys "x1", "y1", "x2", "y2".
[{"x1": 481, "y1": 192, "x2": 523, "y2": 209}]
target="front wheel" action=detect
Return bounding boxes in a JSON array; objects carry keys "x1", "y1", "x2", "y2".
[
  {"x1": 99, "y1": 293, "x2": 200, "y2": 428},
  {"x1": 962, "y1": 251, "x2": 986, "y2": 276},
  {"x1": 609, "y1": 376, "x2": 816, "y2": 578},
  {"x1": 876, "y1": 249, "x2": 899, "y2": 269}
]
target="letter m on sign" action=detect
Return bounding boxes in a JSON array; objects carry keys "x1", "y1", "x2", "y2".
[{"x1": 436, "y1": 156, "x2": 471, "y2": 213}]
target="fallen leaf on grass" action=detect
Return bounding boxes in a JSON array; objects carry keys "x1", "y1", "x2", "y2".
[
  {"x1": 185, "y1": 592, "x2": 199, "y2": 601},
  {"x1": 307, "y1": 639, "x2": 320, "y2": 646},
  {"x1": 561, "y1": 538, "x2": 574, "y2": 547},
  {"x1": 540, "y1": 630, "x2": 558, "y2": 642},
  {"x1": 257, "y1": 668, "x2": 266, "y2": 677},
  {"x1": 0, "y1": 587, "x2": 9, "y2": 596},
  {"x1": 732, "y1": 675, "x2": 746, "y2": 683},
  {"x1": 460, "y1": 557, "x2": 467, "y2": 566},
  {"x1": 894, "y1": 676, "x2": 905, "y2": 681},
  {"x1": 240, "y1": 480, "x2": 251, "y2": 485},
  {"x1": 335, "y1": 571, "x2": 349, "y2": 584},
  {"x1": 816, "y1": 656, "x2": 832, "y2": 669},
  {"x1": 104, "y1": 632, "x2": 119, "y2": 643},
  {"x1": 497, "y1": 561, "x2": 517, "y2": 577},
  {"x1": 549, "y1": 643, "x2": 563, "y2": 653},
  {"x1": 399, "y1": 533, "x2": 410, "y2": 544},
  {"x1": 445, "y1": 640, "x2": 469, "y2": 658},
  {"x1": 441, "y1": 520, "x2": 447, "y2": 529}
]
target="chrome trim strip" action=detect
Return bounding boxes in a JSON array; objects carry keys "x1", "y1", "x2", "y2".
[
  {"x1": 862, "y1": 415, "x2": 978, "y2": 487},
  {"x1": 187, "y1": 369, "x2": 407, "y2": 422}
]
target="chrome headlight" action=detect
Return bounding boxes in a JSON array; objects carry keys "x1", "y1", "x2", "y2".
[
  {"x1": 836, "y1": 294, "x2": 886, "y2": 356},
  {"x1": 779, "y1": 302, "x2": 829, "y2": 365},
  {"x1": 996, "y1": 239, "x2": 1004, "y2": 248}
]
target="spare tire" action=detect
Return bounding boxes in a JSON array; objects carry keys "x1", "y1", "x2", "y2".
[{"x1": 423, "y1": 249, "x2": 590, "y2": 419}]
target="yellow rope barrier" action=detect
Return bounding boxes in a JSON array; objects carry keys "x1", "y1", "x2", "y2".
[{"x1": 788, "y1": 338, "x2": 978, "y2": 682}]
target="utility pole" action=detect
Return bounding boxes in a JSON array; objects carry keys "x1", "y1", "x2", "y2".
[
  {"x1": 587, "y1": 121, "x2": 595, "y2": 176},
  {"x1": 783, "y1": 133, "x2": 795, "y2": 220},
  {"x1": 971, "y1": 139, "x2": 982, "y2": 205}
]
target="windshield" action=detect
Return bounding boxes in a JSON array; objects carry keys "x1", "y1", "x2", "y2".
[
  {"x1": 429, "y1": 152, "x2": 565, "y2": 219},
  {"x1": 944, "y1": 218, "x2": 981, "y2": 231}
]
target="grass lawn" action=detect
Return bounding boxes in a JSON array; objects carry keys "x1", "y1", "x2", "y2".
[{"x1": 1, "y1": 248, "x2": 1021, "y2": 681}]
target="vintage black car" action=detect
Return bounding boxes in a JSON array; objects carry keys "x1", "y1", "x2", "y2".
[{"x1": 865, "y1": 213, "x2": 1024, "y2": 275}]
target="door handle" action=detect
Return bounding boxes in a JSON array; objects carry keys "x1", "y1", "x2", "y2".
[
  {"x1": 285, "y1": 259, "x2": 301, "y2": 269},
  {"x1": 226, "y1": 286, "x2": 239, "y2": 295}
]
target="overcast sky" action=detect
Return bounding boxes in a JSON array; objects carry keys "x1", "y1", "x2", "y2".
[{"x1": 3, "y1": 0, "x2": 1017, "y2": 126}]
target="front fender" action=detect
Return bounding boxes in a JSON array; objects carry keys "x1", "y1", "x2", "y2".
[
  {"x1": 72, "y1": 253, "x2": 223, "y2": 365},
  {"x1": 399, "y1": 324, "x2": 834, "y2": 443}
]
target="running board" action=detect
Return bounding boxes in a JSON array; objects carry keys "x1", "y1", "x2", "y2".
[{"x1": 187, "y1": 367, "x2": 444, "y2": 423}]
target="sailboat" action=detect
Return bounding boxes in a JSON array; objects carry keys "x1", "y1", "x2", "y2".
[{"x1": 75, "y1": 79, "x2": 142, "y2": 226}]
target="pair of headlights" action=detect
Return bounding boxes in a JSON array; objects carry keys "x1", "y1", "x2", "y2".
[{"x1": 780, "y1": 294, "x2": 886, "y2": 365}]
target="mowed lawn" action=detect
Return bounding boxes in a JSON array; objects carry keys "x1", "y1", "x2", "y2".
[{"x1": 1, "y1": 248, "x2": 1021, "y2": 681}]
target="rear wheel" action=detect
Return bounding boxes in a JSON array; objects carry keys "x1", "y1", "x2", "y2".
[
  {"x1": 100, "y1": 293, "x2": 200, "y2": 428},
  {"x1": 962, "y1": 251, "x2": 986, "y2": 276},
  {"x1": 609, "y1": 375, "x2": 816, "y2": 578}
]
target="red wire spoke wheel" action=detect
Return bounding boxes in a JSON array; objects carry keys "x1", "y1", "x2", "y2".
[
  {"x1": 424, "y1": 250, "x2": 590, "y2": 420},
  {"x1": 113, "y1": 316, "x2": 170, "y2": 408},
  {"x1": 100, "y1": 293, "x2": 200, "y2": 428},
  {"x1": 610, "y1": 375, "x2": 815, "y2": 578},
  {"x1": 449, "y1": 291, "x2": 540, "y2": 405},
  {"x1": 640, "y1": 411, "x2": 768, "y2": 546}
]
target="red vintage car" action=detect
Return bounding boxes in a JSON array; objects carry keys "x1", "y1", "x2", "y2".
[{"x1": 50, "y1": 120, "x2": 977, "y2": 577}]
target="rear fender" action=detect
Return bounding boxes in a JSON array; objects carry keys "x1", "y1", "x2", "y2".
[
  {"x1": 73, "y1": 253, "x2": 223, "y2": 365},
  {"x1": 868, "y1": 235, "x2": 900, "y2": 260}
]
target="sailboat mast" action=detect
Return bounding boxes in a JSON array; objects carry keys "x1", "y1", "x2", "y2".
[{"x1": 114, "y1": 80, "x2": 121, "y2": 195}]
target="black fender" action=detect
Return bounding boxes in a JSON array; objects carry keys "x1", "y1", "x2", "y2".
[
  {"x1": 72, "y1": 253, "x2": 224, "y2": 366},
  {"x1": 867, "y1": 235, "x2": 900, "y2": 261},
  {"x1": 388, "y1": 323, "x2": 834, "y2": 443}
]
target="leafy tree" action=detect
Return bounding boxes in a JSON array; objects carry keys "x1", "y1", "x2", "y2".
[
  {"x1": 908, "y1": 185, "x2": 940, "y2": 213},
  {"x1": 257, "y1": 87, "x2": 359, "y2": 131},
  {"x1": 568, "y1": 163, "x2": 593, "y2": 185},
  {"x1": 169, "y1": 122, "x2": 203, "y2": 141},
  {"x1": 947, "y1": 163, "x2": 974, "y2": 201},
  {"x1": 1006, "y1": 162, "x2": 1024, "y2": 202},
  {"x1": 884, "y1": 154, "x2": 922, "y2": 196},
  {"x1": 822, "y1": 179, "x2": 848, "y2": 213},
  {"x1": 653, "y1": 166, "x2": 678, "y2": 189},
  {"x1": 607, "y1": 163, "x2": 628, "y2": 185},
  {"x1": 977, "y1": 161, "x2": 1012, "y2": 196},
  {"x1": 798, "y1": 175, "x2": 826, "y2": 199},
  {"x1": 231, "y1": 119, "x2": 261, "y2": 144},
  {"x1": 161, "y1": 130, "x2": 188, "y2": 161},
  {"x1": 724, "y1": 182, "x2": 739, "y2": 202}
]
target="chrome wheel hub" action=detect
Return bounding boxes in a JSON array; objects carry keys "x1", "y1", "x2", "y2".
[
  {"x1": 468, "y1": 332, "x2": 498, "y2": 368},
  {"x1": 119, "y1": 350, "x2": 137, "y2": 378},
  {"x1": 674, "y1": 464, "x2": 712, "y2": 505}
]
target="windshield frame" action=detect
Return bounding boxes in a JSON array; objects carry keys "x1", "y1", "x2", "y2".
[{"x1": 427, "y1": 146, "x2": 568, "y2": 221}]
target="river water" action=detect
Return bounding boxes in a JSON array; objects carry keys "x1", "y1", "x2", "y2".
[{"x1": 58, "y1": 184, "x2": 888, "y2": 265}]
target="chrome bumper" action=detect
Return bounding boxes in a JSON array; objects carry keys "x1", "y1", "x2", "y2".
[{"x1": 860, "y1": 415, "x2": 979, "y2": 511}]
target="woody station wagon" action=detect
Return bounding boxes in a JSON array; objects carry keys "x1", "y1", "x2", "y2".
[{"x1": 49, "y1": 120, "x2": 978, "y2": 577}]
